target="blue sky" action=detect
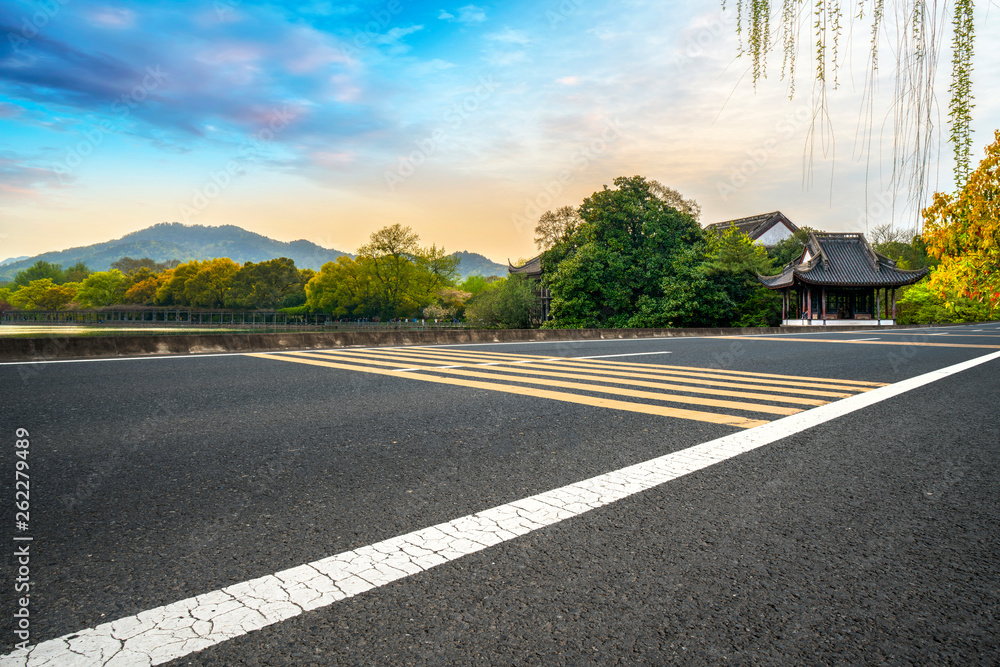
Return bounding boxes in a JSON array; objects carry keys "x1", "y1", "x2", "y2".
[{"x1": 1, "y1": 0, "x2": 997, "y2": 262}]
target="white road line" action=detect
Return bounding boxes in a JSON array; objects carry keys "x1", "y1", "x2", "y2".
[
  {"x1": 572, "y1": 351, "x2": 674, "y2": 359},
  {"x1": 4, "y1": 350, "x2": 1000, "y2": 666}
]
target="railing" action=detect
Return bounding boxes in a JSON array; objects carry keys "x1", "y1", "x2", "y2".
[{"x1": 0, "y1": 309, "x2": 469, "y2": 333}]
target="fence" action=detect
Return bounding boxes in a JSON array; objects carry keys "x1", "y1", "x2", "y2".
[{"x1": 0, "y1": 308, "x2": 469, "y2": 332}]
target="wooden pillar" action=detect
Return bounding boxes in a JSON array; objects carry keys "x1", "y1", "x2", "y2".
[
  {"x1": 782, "y1": 289, "x2": 787, "y2": 321},
  {"x1": 821, "y1": 286, "x2": 826, "y2": 319},
  {"x1": 806, "y1": 288, "x2": 812, "y2": 320},
  {"x1": 892, "y1": 288, "x2": 897, "y2": 319}
]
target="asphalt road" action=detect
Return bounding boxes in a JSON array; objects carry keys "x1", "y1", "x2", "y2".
[{"x1": 2, "y1": 324, "x2": 999, "y2": 665}]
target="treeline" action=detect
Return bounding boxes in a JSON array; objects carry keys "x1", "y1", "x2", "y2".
[
  {"x1": 0, "y1": 225, "x2": 514, "y2": 321},
  {"x1": 527, "y1": 176, "x2": 802, "y2": 329}
]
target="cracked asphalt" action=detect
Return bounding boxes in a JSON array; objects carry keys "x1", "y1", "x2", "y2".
[{"x1": 1, "y1": 324, "x2": 999, "y2": 665}]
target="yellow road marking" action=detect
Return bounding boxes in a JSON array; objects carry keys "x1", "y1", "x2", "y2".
[
  {"x1": 250, "y1": 353, "x2": 769, "y2": 428},
  {"x1": 860, "y1": 331, "x2": 1000, "y2": 338},
  {"x1": 289, "y1": 350, "x2": 829, "y2": 406},
  {"x1": 404, "y1": 347, "x2": 889, "y2": 387},
  {"x1": 527, "y1": 359, "x2": 868, "y2": 393},
  {"x1": 724, "y1": 336, "x2": 1000, "y2": 350},
  {"x1": 297, "y1": 349, "x2": 857, "y2": 398},
  {"x1": 324, "y1": 347, "x2": 876, "y2": 392},
  {"x1": 572, "y1": 358, "x2": 887, "y2": 386}
]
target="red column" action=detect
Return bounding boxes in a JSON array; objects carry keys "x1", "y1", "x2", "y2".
[{"x1": 807, "y1": 288, "x2": 812, "y2": 320}]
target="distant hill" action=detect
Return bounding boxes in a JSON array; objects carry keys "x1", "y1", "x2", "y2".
[
  {"x1": 452, "y1": 251, "x2": 507, "y2": 280},
  {"x1": 1, "y1": 222, "x2": 510, "y2": 283},
  {"x1": 0, "y1": 223, "x2": 351, "y2": 281}
]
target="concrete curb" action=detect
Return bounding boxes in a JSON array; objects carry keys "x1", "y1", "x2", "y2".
[{"x1": 0, "y1": 324, "x2": 932, "y2": 362}]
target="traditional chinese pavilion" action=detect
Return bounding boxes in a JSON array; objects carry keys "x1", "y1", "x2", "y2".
[
  {"x1": 507, "y1": 254, "x2": 552, "y2": 322},
  {"x1": 758, "y1": 232, "x2": 928, "y2": 325}
]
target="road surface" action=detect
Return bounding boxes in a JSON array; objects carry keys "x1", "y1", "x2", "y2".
[{"x1": 2, "y1": 324, "x2": 999, "y2": 665}]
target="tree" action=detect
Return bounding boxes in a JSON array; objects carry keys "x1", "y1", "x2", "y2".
[
  {"x1": 704, "y1": 227, "x2": 781, "y2": 326},
  {"x1": 9, "y1": 279, "x2": 77, "y2": 310},
  {"x1": 112, "y1": 257, "x2": 181, "y2": 274},
  {"x1": 766, "y1": 226, "x2": 817, "y2": 267},
  {"x1": 75, "y1": 270, "x2": 128, "y2": 307},
  {"x1": 921, "y1": 129, "x2": 1000, "y2": 317},
  {"x1": 64, "y1": 262, "x2": 91, "y2": 283},
  {"x1": 870, "y1": 224, "x2": 935, "y2": 270},
  {"x1": 183, "y1": 258, "x2": 240, "y2": 308},
  {"x1": 727, "y1": 0, "x2": 978, "y2": 213},
  {"x1": 542, "y1": 176, "x2": 704, "y2": 327},
  {"x1": 155, "y1": 261, "x2": 205, "y2": 305},
  {"x1": 460, "y1": 275, "x2": 492, "y2": 296},
  {"x1": 305, "y1": 256, "x2": 379, "y2": 317},
  {"x1": 465, "y1": 275, "x2": 539, "y2": 328},
  {"x1": 227, "y1": 258, "x2": 307, "y2": 309},
  {"x1": 13, "y1": 261, "x2": 65, "y2": 286},
  {"x1": 124, "y1": 276, "x2": 162, "y2": 304},
  {"x1": 534, "y1": 206, "x2": 582, "y2": 251},
  {"x1": 357, "y1": 224, "x2": 421, "y2": 318}
]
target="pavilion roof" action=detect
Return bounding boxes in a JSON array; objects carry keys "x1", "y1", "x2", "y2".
[
  {"x1": 508, "y1": 254, "x2": 542, "y2": 277},
  {"x1": 705, "y1": 211, "x2": 798, "y2": 242},
  {"x1": 759, "y1": 232, "x2": 928, "y2": 288}
]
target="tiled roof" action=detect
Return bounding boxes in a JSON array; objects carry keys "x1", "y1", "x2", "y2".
[
  {"x1": 508, "y1": 254, "x2": 542, "y2": 277},
  {"x1": 759, "y1": 232, "x2": 929, "y2": 288},
  {"x1": 705, "y1": 211, "x2": 799, "y2": 241}
]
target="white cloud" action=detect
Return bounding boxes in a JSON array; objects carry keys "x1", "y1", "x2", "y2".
[
  {"x1": 488, "y1": 28, "x2": 530, "y2": 45},
  {"x1": 437, "y1": 5, "x2": 489, "y2": 24},
  {"x1": 408, "y1": 59, "x2": 456, "y2": 77},
  {"x1": 556, "y1": 76, "x2": 580, "y2": 86},
  {"x1": 88, "y1": 7, "x2": 136, "y2": 29}
]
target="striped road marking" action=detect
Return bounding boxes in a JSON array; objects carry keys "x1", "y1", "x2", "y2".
[
  {"x1": 724, "y1": 336, "x2": 1000, "y2": 350},
  {"x1": 5, "y1": 350, "x2": 998, "y2": 666},
  {"x1": 249, "y1": 347, "x2": 884, "y2": 429}
]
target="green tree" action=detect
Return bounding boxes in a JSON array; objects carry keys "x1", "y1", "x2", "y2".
[
  {"x1": 543, "y1": 176, "x2": 704, "y2": 327},
  {"x1": 534, "y1": 206, "x2": 582, "y2": 251},
  {"x1": 183, "y1": 258, "x2": 240, "y2": 308},
  {"x1": 75, "y1": 270, "x2": 128, "y2": 307},
  {"x1": 64, "y1": 262, "x2": 91, "y2": 283},
  {"x1": 9, "y1": 279, "x2": 77, "y2": 309},
  {"x1": 155, "y1": 260, "x2": 205, "y2": 305},
  {"x1": 465, "y1": 275, "x2": 539, "y2": 328},
  {"x1": 305, "y1": 256, "x2": 379, "y2": 317},
  {"x1": 766, "y1": 226, "x2": 817, "y2": 268},
  {"x1": 227, "y1": 258, "x2": 307, "y2": 309},
  {"x1": 13, "y1": 261, "x2": 65, "y2": 286},
  {"x1": 459, "y1": 275, "x2": 492, "y2": 296},
  {"x1": 357, "y1": 224, "x2": 421, "y2": 318}
]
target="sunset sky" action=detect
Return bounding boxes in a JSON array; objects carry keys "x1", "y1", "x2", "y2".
[{"x1": 1, "y1": 0, "x2": 997, "y2": 264}]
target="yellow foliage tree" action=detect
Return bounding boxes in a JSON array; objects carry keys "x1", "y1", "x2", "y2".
[{"x1": 922, "y1": 130, "x2": 1000, "y2": 316}]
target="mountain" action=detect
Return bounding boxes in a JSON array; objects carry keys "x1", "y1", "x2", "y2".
[
  {"x1": 0, "y1": 222, "x2": 511, "y2": 283},
  {"x1": 452, "y1": 251, "x2": 507, "y2": 280},
  {"x1": 0, "y1": 223, "x2": 350, "y2": 281}
]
